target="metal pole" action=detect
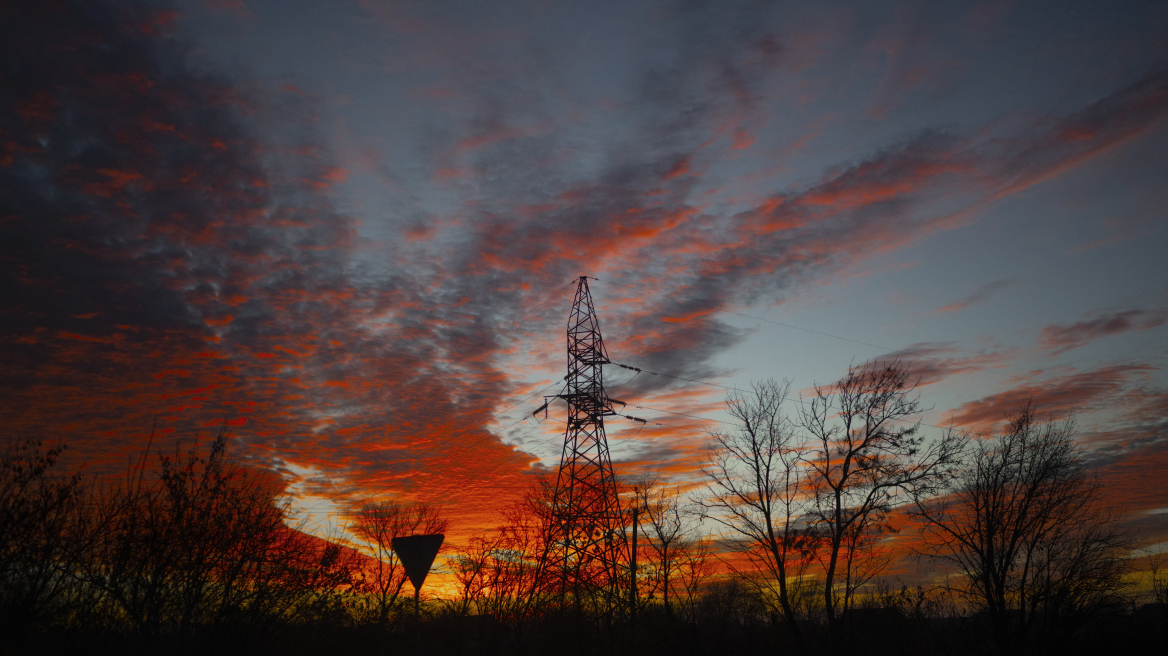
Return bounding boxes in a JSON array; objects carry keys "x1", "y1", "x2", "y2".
[
  {"x1": 415, "y1": 586, "x2": 421, "y2": 656},
  {"x1": 631, "y1": 504, "x2": 639, "y2": 625}
]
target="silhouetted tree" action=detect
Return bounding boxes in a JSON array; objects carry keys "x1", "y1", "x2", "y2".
[
  {"x1": 701, "y1": 378, "x2": 812, "y2": 653},
  {"x1": 472, "y1": 479, "x2": 553, "y2": 627},
  {"x1": 799, "y1": 361, "x2": 966, "y2": 638},
  {"x1": 449, "y1": 532, "x2": 504, "y2": 617},
  {"x1": 446, "y1": 478, "x2": 556, "y2": 655},
  {"x1": 670, "y1": 535, "x2": 716, "y2": 625},
  {"x1": 915, "y1": 404, "x2": 1132, "y2": 654},
  {"x1": 630, "y1": 474, "x2": 689, "y2": 616},
  {"x1": 77, "y1": 430, "x2": 361, "y2": 642},
  {"x1": 0, "y1": 438, "x2": 85, "y2": 635},
  {"x1": 451, "y1": 520, "x2": 544, "y2": 626},
  {"x1": 835, "y1": 514, "x2": 894, "y2": 625},
  {"x1": 1151, "y1": 551, "x2": 1168, "y2": 607}
]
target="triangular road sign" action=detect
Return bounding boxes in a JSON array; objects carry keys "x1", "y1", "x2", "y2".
[{"x1": 392, "y1": 533, "x2": 445, "y2": 591}]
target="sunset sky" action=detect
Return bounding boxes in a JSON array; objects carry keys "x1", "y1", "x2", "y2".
[{"x1": 3, "y1": 0, "x2": 1167, "y2": 561}]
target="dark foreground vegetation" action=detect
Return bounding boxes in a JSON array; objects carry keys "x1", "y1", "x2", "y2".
[{"x1": 2, "y1": 362, "x2": 1166, "y2": 655}]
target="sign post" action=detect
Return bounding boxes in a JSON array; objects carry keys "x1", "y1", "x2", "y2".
[{"x1": 392, "y1": 533, "x2": 445, "y2": 656}]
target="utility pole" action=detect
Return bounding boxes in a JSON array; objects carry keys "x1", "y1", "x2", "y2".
[
  {"x1": 630, "y1": 500, "x2": 640, "y2": 624},
  {"x1": 629, "y1": 488, "x2": 653, "y2": 634}
]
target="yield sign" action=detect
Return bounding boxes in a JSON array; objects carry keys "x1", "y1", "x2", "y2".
[{"x1": 392, "y1": 533, "x2": 445, "y2": 591}]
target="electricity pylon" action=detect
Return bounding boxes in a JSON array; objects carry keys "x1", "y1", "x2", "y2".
[{"x1": 539, "y1": 276, "x2": 628, "y2": 607}]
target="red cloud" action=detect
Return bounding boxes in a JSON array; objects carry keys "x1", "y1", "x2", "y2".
[
  {"x1": 943, "y1": 364, "x2": 1157, "y2": 432},
  {"x1": 878, "y1": 342, "x2": 1016, "y2": 387},
  {"x1": 1096, "y1": 446, "x2": 1168, "y2": 516},
  {"x1": 1039, "y1": 308, "x2": 1168, "y2": 355},
  {"x1": 661, "y1": 155, "x2": 693, "y2": 181}
]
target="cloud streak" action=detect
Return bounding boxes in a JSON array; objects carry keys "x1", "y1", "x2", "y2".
[
  {"x1": 1039, "y1": 308, "x2": 1168, "y2": 354},
  {"x1": 934, "y1": 278, "x2": 1016, "y2": 314},
  {"x1": 943, "y1": 364, "x2": 1157, "y2": 432}
]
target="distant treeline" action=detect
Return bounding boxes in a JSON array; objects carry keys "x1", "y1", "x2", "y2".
[{"x1": 2, "y1": 361, "x2": 1166, "y2": 655}]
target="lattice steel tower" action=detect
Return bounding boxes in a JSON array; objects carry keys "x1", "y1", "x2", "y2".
[{"x1": 541, "y1": 276, "x2": 628, "y2": 598}]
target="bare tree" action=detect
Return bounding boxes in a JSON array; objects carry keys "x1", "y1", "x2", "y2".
[
  {"x1": 450, "y1": 515, "x2": 546, "y2": 627},
  {"x1": 482, "y1": 479, "x2": 554, "y2": 627},
  {"x1": 351, "y1": 499, "x2": 447, "y2": 625},
  {"x1": 670, "y1": 536, "x2": 716, "y2": 625},
  {"x1": 0, "y1": 438, "x2": 86, "y2": 634},
  {"x1": 81, "y1": 430, "x2": 290, "y2": 636},
  {"x1": 915, "y1": 404, "x2": 1133, "y2": 653},
  {"x1": 835, "y1": 518, "x2": 894, "y2": 622},
  {"x1": 701, "y1": 378, "x2": 812, "y2": 653},
  {"x1": 447, "y1": 477, "x2": 555, "y2": 656},
  {"x1": 449, "y1": 534, "x2": 497, "y2": 617},
  {"x1": 799, "y1": 360, "x2": 966, "y2": 636},
  {"x1": 630, "y1": 474, "x2": 689, "y2": 617},
  {"x1": 1151, "y1": 550, "x2": 1168, "y2": 607},
  {"x1": 78, "y1": 430, "x2": 361, "y2": 640}
]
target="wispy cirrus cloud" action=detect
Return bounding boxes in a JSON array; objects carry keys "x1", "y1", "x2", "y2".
[
  {"x1": 1038, "y1": 308, "x2": 1168, "y2": 355},
  {"x1": 934, "y1": 278, "x2": 1016, "y2": 314},
  {"x1": 873, "y1": 341, "x2": 1018, "y2": 387},
  {"x1": 943, "y1": 364, "x2": 1158, "y2": 432},
  {"x1": 942, "y1": 368, "x2": 1168, "y2": 527}
]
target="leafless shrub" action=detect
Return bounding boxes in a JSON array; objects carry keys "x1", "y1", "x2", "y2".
[
  {"x1": 77, "y1": 429, "x2": 361, "y2": 640},
  {"x1": 0, "y1": 437, "x2": 86, "y2": 633}
]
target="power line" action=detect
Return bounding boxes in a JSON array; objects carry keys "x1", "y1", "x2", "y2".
[
  {"x1": 419, "y1": 278, "x2": 576, "y2": 450},
  {"x1": 328, "y1": 306, "x2": 957, "y2": 505},
  {"x1": 609, "y1": 361, "x2": 957, "y2": 433},
  {"x1": 330, "y1": 280, "x2": 574, "y2": 471},
  {"x1": 411, "y1": 378, "x2": 566, "y2": 469},
  {"x1": 627, "y1": 402, "x2": 734, "y2": 426},
  {"x1": 591, "y1": 276, "x2": 1028, "y2": 383},
  {"x1": 406, "y1": 280, "x2": 578, "y2": 463},
  {"x1": 289, "y1": 275, "x2": 970, "y2": 510},
  {"x1": 510, "y1": 278, "x2": 578, "y2": 328},
  {"x1": 292, "y1": 281, "x2": 576, "y2": 508},
  {"x1": 426, "y1": 273, "x2": 976, "y2": 479},
  {"x1": 407, "y1": 414, "x2": 707, "y2": 496}
]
